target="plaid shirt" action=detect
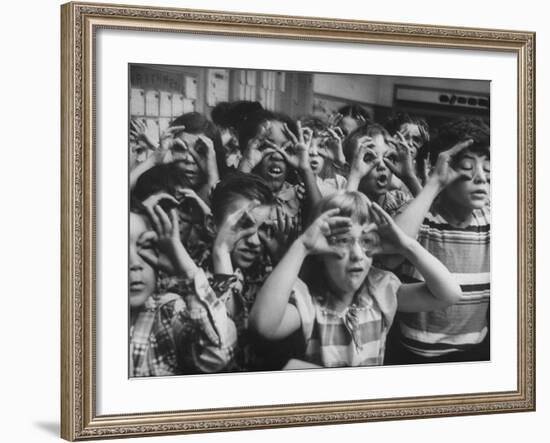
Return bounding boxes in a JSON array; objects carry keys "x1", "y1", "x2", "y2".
[
  {"x1": 378, "y1": 189, "x2": 412, "y2": 217},
  {"x1": 170, "y1": 269, "x2": 240, "y2": 374},
  {"x1": 270, "y1": 181, "x2": 304, "y2": 233},
  {"x1": 290, "y1": 267, "x2": 401, "y2": 368},
  {"x1": 129, "y1": 293, "x2": 184, "y2": 377},
  {"x1": 130, "y1": 268, "x2": 242, "y2": 377},
  {"x1": 169, "y1": 248, "x2": 274, "y2": 373}
]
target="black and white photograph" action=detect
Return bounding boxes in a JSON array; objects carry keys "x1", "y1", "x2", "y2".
[{"x1": 128, "y1": 64, "x2": 491, "y2": 377}]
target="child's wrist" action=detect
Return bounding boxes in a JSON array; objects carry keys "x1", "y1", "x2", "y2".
[
  {"x1": 425, "y1": 175, "x2": 445, "y2": 193},
  {"x1": 299, "y1": 165, "x2": 313, "y2": 177},
  {"x1": 171, "y1": 243, "x2": 198, "y2": 279},
  {"x1": 400, "y1": 169, "x2": 416, "y2": 182},
  {"x1": 295, "y1": 236, "x2": 312, "y2": 257},
  {"x1": 238, "y1": 157, "x2": 254, "y2": 173},
  {"x1": 337, "y1": 155, "x2": 346, "y2": 166},
  {"x1": 213, "y1": 238, "x2": 231, "y2": 255},
  {"x1": 401, "y1": 239, "x2": 421, "y2": 260}
]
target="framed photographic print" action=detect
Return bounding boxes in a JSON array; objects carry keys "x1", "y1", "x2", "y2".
[{"x1": 61, "y1": 1, "x2": 536, "y2": 440}]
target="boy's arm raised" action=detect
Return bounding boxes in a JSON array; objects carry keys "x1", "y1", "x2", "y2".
[
  {"x1": 393, "y1": 139, "x2": 474, "y2": 239},
  {"x1": 396, "y1": 241, "x2": 462, "y2": 312},
  {"x1": 369, "y1": 202, "x2": 461, "y2": 311}
]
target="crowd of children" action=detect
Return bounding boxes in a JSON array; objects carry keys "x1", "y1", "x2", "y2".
[{"x1": 128, "y1": 101, "x2": 491, "y2": 376}]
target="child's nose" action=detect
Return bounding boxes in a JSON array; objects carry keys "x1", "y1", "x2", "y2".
[
  {"x1": 129, "y1": 246, "x2": 142, "y2": 268},
  {"x1": 473, "y1": 164, "x2": 489, "y2": 183},
  {"x1": 245, "y1": 231, "x2": 262, "y2": 248},
  {"x1": 375, "y1": 157, "x2": 387, "y2": 170},
  {"x1": 349, "y1": 241, "x2": 364, "y2": 261},
  {"x1": 269, "y1": 150, "x2": 284, "y2": 162}
]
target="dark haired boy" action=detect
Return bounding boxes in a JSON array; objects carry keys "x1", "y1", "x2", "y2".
[
  {"x1": 172, "y1": 172, "x2": 302, "y2": 372},
  {"x1": 387, "y1": 118, "x2": 491, "y2": 364}
]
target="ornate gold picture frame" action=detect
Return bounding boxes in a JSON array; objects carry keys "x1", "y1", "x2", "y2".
[{"x1": 61, "y1": 1, "x2": 535, "y2": 440}]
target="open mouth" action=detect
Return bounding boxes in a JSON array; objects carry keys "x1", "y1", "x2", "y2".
[
  {"x1": 267, "y1": 162, "x2": 285, "y2": 178},
  {"x1": 347, "y1": 266, "x2": 365, "y2": 275},
  {"x1": 310, "y1": 159, "x2": 321, "y2": 170},
  {"x1": 375, "y1": 174, "x2": 389, "y2": 188}
]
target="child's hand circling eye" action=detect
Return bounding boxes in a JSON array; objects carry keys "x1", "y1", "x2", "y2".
[
  {"x1": 275, "y1": 121, "x2": 311, "y2": 171},
  {"x1": 350, "y1": 138, "x2": 377, "y2": 179},
  {"x1": 258, "y1": 206, "x2": 295, "y2": 262},
  {"x1": 299, "y1": 208, "x2": 352, "y2": 257},
  {"x1": 214, "y1": 201, "x2": 262, "y2": 253},
  {"x1": 384, "y1": 132, "x2": 416, "y2": 181},
  {"x1": 239, "y1": 131, "x2": 278, "y2": 172},
  {"x1": 186, "y1": 135, "x2": 217, "y2": 175},
  {"x1": 319, "y1": 127, "x2": 346, "y2": 167},
  {"x1": 139, "y1": 203, "x2": 185, "y2": 276},
  {"x1": 129, "y1": 119, "x2": 156, "y2": 152},
  {"x1": 368, "y1": 202, "x2": 414, "y2": 256},
  {"x1": 430, "y1": 139, "x2": 475, "y2": 188}
]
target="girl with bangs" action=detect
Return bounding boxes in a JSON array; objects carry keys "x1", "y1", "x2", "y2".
[
  {"x1": 250, "y1": 191, "x2": 461, "y2": 368},
  {"x1": 344, "y1": 123, "x2": 423, "y2": 216}
]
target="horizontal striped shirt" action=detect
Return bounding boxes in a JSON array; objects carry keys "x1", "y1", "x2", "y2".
[
  {"x1": 398, "y1": 206, "x2": 490, "y2": 357},
  {"x1": 290, "y1": 267, "x2": 401, "y2": 368}
]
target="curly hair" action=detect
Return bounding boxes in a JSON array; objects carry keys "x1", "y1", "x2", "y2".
[{"x1": 426, "y1": 118, "x2": 490, "y2": 166}]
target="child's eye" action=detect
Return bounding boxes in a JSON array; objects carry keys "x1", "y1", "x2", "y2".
[
  {"x1": 330, "y1": 235, "x2": 352, "y2": 247},
  {"x1": 458, "y1": 159, "x2": 474, "y2": 170},
  {"x1": 139, "y1": 240, "x2": 156, "y2": 251},
  {"x1": 360, "y1": 233, "x2": 379, "y2": 249},
  {"x1": 318, "y1": 137, "x2": 330, "y2": 148},
  {"x1": 385, "y1": 154, "x2": 397, "y2": 163},
  {"x1": 363, "y1": 153, "x2": 375, "y2": 162}
]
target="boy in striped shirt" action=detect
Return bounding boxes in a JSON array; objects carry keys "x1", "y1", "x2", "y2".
[{"x1": 388, "y1": 118, "x2": 490, "y2": 364}]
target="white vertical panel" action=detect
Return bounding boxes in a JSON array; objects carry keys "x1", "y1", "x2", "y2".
[
  {"x1": 172, "y1": 93, "x2": 185, "y2": 116},
  {"x1": 144, "y1": 90, "x2": 159, "y2": 117},
  {"x1": 157, "y1": 118, "x2": 171, "y2": 136},
  {"x1": 130, "y1": 88, "x2": 145, "y2": 116},
  {"x1": 183, "y1": 99, "x2": 195, "y2": 113},
  {"x1": 185, "y1": 76, "x2": 198, "y2": 99},
  {"x1": 159, "y1": 91, "x2": 172, "y2": 117}
]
